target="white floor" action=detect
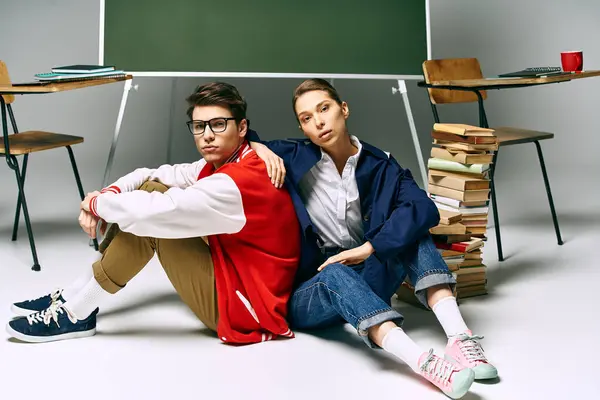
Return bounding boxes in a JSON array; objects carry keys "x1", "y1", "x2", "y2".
[{"x1": 1, "y1": 209, "x2": 598, "y2": 400}]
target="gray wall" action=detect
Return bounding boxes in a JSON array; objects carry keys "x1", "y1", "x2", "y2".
[
  {"x1": 1, "y1": 0, "x2": 599, "y2": 231},
  {"x1": 427, "y1": 0, "x2": 600, "y2": 220}
]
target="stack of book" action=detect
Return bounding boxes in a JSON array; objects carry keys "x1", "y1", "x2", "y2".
[
  {"x1": 434, "y1": 236, "x2": 486, "y2": 299},
  {"x1": 34, "y1": 65, "x2": 125, "y2": 82},
  {"x1": 430, "y1": 209, "x2": 467, "y2": 276},
  {"x1": 395, "y1": 209, "x2": 487, "y2": 305},
  {"x1": 428, "y1": 123, "x2": 497, "y2": 299},
  {"x1": 395, "y1": 123, "x2": 496, "y2": 306}
]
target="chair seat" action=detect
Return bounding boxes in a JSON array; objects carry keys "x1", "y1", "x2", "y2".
[
  {"x1": 0, "y1": 131, "x2": 83, "y2": 155},
  {"x1": 492, "y1": 126, "x2": 554, "y2": 146}
]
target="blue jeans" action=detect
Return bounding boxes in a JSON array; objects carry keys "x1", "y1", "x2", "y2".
[{"x1": 288, "y1": 235, "x2": 456, "y2": 348}]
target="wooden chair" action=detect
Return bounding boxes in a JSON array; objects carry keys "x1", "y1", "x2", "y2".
[
  {"x1": 422, "y1": 58, "x2": 563, "y2": 261},
  {"x1": 0, "y1": 60, "x2": 98, "y2": 271}
]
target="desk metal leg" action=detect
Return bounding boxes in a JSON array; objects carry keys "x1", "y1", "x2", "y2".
[
  {"x1": 6, "y1": 104, "x2": 27, "y2": 242},
  {"x1": 489, "y1": 151, "x2": 504, "y2": 262},
  {"x1": 1, "y1": 99, "x2": 40, "y2": 271},
  {"x1": 102, "y1": 79, "x2": 133, "y2": 188},
  {"x1": 534, "y1": 141, "x2": 563, "y2": 245},
  {"x1": 11, "y1": 153, "x2": 27, "y2": 241},
  {"x1": 10, "y1": 155, "x2": 40, "y2": 271},
  {"x1": 394, "y1": 80, "x2": 427, "y2": 188}
]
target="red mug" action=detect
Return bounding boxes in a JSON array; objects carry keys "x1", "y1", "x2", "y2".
[{"x1": 561, "y1": 51, "x2": 583, "y2": 72}]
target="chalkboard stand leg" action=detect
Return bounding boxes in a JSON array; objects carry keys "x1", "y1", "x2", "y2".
[
  {"x1": 102, "y1": 78, "x2": 134, "y2": 188},
  {"x1": 393, "y1": 79, "x2": 427, "y2": 188}
]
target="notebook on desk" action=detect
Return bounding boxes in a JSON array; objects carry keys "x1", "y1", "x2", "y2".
[
  {"x1": 12, "y1": 72, "x2": 126, "y2": 86},
  {"x1": 51, "y1": 65, "x2": 115, "y2": 74},
  {"x1": 498, "y1": 67, "x2": 572, "y2": 78},
  {"x1": 34, "y1": 70, "x2": 126, "y2": 81}
]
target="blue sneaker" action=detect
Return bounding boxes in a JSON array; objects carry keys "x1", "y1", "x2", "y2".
[
  {"x1": 11, "y1": 289, "x2": 66, "y2": 317},
  {"x1": 6, "y1": 302, "x2": 98, "y2": 343}
]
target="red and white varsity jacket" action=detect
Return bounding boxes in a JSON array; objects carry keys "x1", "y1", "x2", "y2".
[{"x1": 90, "y1": 142, "x2": 301, "y2": 344}]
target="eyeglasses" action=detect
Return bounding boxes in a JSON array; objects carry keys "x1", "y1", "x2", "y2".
[{"x1": 186, "y1": 117, "x2": 238, "y2": 136}]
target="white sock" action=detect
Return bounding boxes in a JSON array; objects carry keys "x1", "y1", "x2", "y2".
[
  {"x1": 381, "y1": 327, "x2": 426, "y2": 372},
  {"x1": 62, "y1": 268, "x2": 94, "y2": 301},
  {"x1": 63, "y1": 277, "x2": 111, "y2": 320},
  {"x1": 432, "y1": 296, "x2": 469, "y2": 338}
]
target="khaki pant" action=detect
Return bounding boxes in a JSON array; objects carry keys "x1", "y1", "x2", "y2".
[{"x1": 93, "y1": 180, "x2": 218, "y2": 331}]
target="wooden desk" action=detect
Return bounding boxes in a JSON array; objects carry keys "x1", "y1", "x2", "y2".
[
  {"x1": 0, "y1": 75, "x2": 132, "y2": 94},
  {"x1": 418, "y1": 70, "x2": 600, "y2": 262},
  {"x1": 417, "y1": 70, "x2": 600, "y2": 127},
  {"x1": 420, "y1": 70, "x2": 600, "y2": 90},
  {"x1": 0, "y1": 75, "x2": 134, "y2": 270},
  {"x1": 1, "y1": 75, "x2": 134, "y2": 187}
]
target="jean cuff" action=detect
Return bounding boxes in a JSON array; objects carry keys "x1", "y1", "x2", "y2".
[
  {"x1": 414, "y1": 271, "x2": 457, "y2": 310},
  {"x1": 356, "y1": 309, "x2": 404, "y2": 349}
]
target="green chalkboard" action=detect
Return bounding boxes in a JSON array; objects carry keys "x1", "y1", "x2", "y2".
[{"x1": 104, "y1": 0, "x2": 427, "y2": 76}]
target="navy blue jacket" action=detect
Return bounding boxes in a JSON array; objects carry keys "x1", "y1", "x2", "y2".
[{"x1": 248, "y1": 131, "x2": 440, "y2": 302}]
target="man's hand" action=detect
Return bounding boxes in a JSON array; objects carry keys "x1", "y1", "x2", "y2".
[
  {"x1": 318, "y1": 242, "x2": 375, "y2": 271},
  {"x1": 250, "y1": 142, "x2": 286, "y2": 188},
  {"x1": 80, "y1": 191, "x2": 101, "y2": 212},
  {"x1": 78, "y1": 210, "x2": 107, "y2": 239}
]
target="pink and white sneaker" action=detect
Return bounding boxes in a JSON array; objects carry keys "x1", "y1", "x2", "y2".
[
  {"x1": 445, "y1": 330, "x2": 498, "y2": 380},
  {"x1": 418, "y1": 349, "x2": 475, "y2": 399}
]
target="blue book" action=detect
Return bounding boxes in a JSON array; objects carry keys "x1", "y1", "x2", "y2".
[
  {"x1": 51, "y1": 65, "x2": 115, "y2": 74},
  {"x1": 35, "y1": 70, "x2": 125, "y2": 81}
]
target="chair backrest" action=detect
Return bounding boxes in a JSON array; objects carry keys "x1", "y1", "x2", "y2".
[
  {"x1": 0, "y1": 60, "x2": 15, "y2": 105},
  {"x1": 422, "y1": 58, "x2": 487, "y2": 104}
]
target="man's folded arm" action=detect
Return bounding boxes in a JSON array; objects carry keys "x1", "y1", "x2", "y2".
[
  {"x1": 91, "y1": 173, "x2": 246, "y2": 238},
  {"x1": 102, "y1": 160, "x2": 207, "y2": 194}
]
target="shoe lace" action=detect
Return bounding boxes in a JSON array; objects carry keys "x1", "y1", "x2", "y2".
[
  {"x1": 456, "y1": 333, "x2": 487, "y2": 363},
  {"x1": 50, "y1": 289, "x2": 63, "y2": 302},
  {"x1": 420, "y1": 349, "x2": 456, "y2": 385},
  {"x1": 28, "y1": 288, "x2": 63, "y2": 303},
  {"x1": 26, "y1": 300, "x2": 76, "y2": 327}
]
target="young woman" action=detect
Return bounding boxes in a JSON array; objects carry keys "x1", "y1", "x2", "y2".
[{"x1": 249, "y1": 79, "x2": 498, "y2": 399}]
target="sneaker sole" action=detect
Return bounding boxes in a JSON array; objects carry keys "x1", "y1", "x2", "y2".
[
  {"x1": 6, "y1": 324, "x2": 96, "y2": 343},
  {"x1": 472, "y1": 369, "x2": 498, "y2": 380},
  {"x1": 440, "y1": 368, "x2": 475, "y2": 399},
  {"x1": 10, "y1": 304, "x2": 37, "y2": 318},
  {"x1": 444, "y1": 354, "x2": 497, "y2": 380}
]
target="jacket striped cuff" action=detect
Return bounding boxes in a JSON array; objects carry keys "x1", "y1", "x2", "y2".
[
  {"x1": 89, "y1": 196, "x2": 100, "y2": 218},
  {"x1": 101, "y1": 185, "x2": 121, "y2": 195}
]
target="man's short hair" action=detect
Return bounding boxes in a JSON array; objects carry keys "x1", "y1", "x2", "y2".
[
  {"x1": 186, "y1": 82, "x2": 248, "y2": 122},
  {"x1": 292, "y1": 78, "x2": 343, "y2": 118}
]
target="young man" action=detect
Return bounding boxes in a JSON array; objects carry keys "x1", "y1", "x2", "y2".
[
  {"x1": 7, "y1": 82, "x2": 300, "y2": 345},
  {"x1": 249, "y1": 79, "x2": 498, "y2": 399}
]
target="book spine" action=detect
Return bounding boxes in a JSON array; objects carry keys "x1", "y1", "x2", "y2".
[
  {"x1": 432, "y1": 131, "x2": 495, "y2": 145},
  {"x1": 429, "y1": 174, "x2": 467, "y2": 191},
  {"x1": 433, "y1": 123, "x2": 465, "y2": 135},
  {"x1": 450, "y1": 243, "x2": 468, "y2": 252},
  {"x1": 428, "y1": 185, "x2": 467, "y2": 202},
  {"x1": 430, "y1": 224, "x2": 467, "y2": 235},
  {"x1": 434, "y1": 241, "x2": 468, "y2": 253},
  {"x1": 431, "y1": 147, "x2": 468, "y2": 164},
  {"x1": 432, "y1": 131, "x2": 473, "y2": 144},
  {"x1": 430, "y1": 194, "x2": 461, "y2": 208},
  {"x1": 428, "y1": 158, "x2": 485, "y2": 174},
  {"x1": 434, "y1": 140, "x2": 499, "y2": 152}
]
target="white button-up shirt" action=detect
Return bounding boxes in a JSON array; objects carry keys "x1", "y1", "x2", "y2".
[{"x1": 298, "y1": 135, "x2": 364, "y2": 249}]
